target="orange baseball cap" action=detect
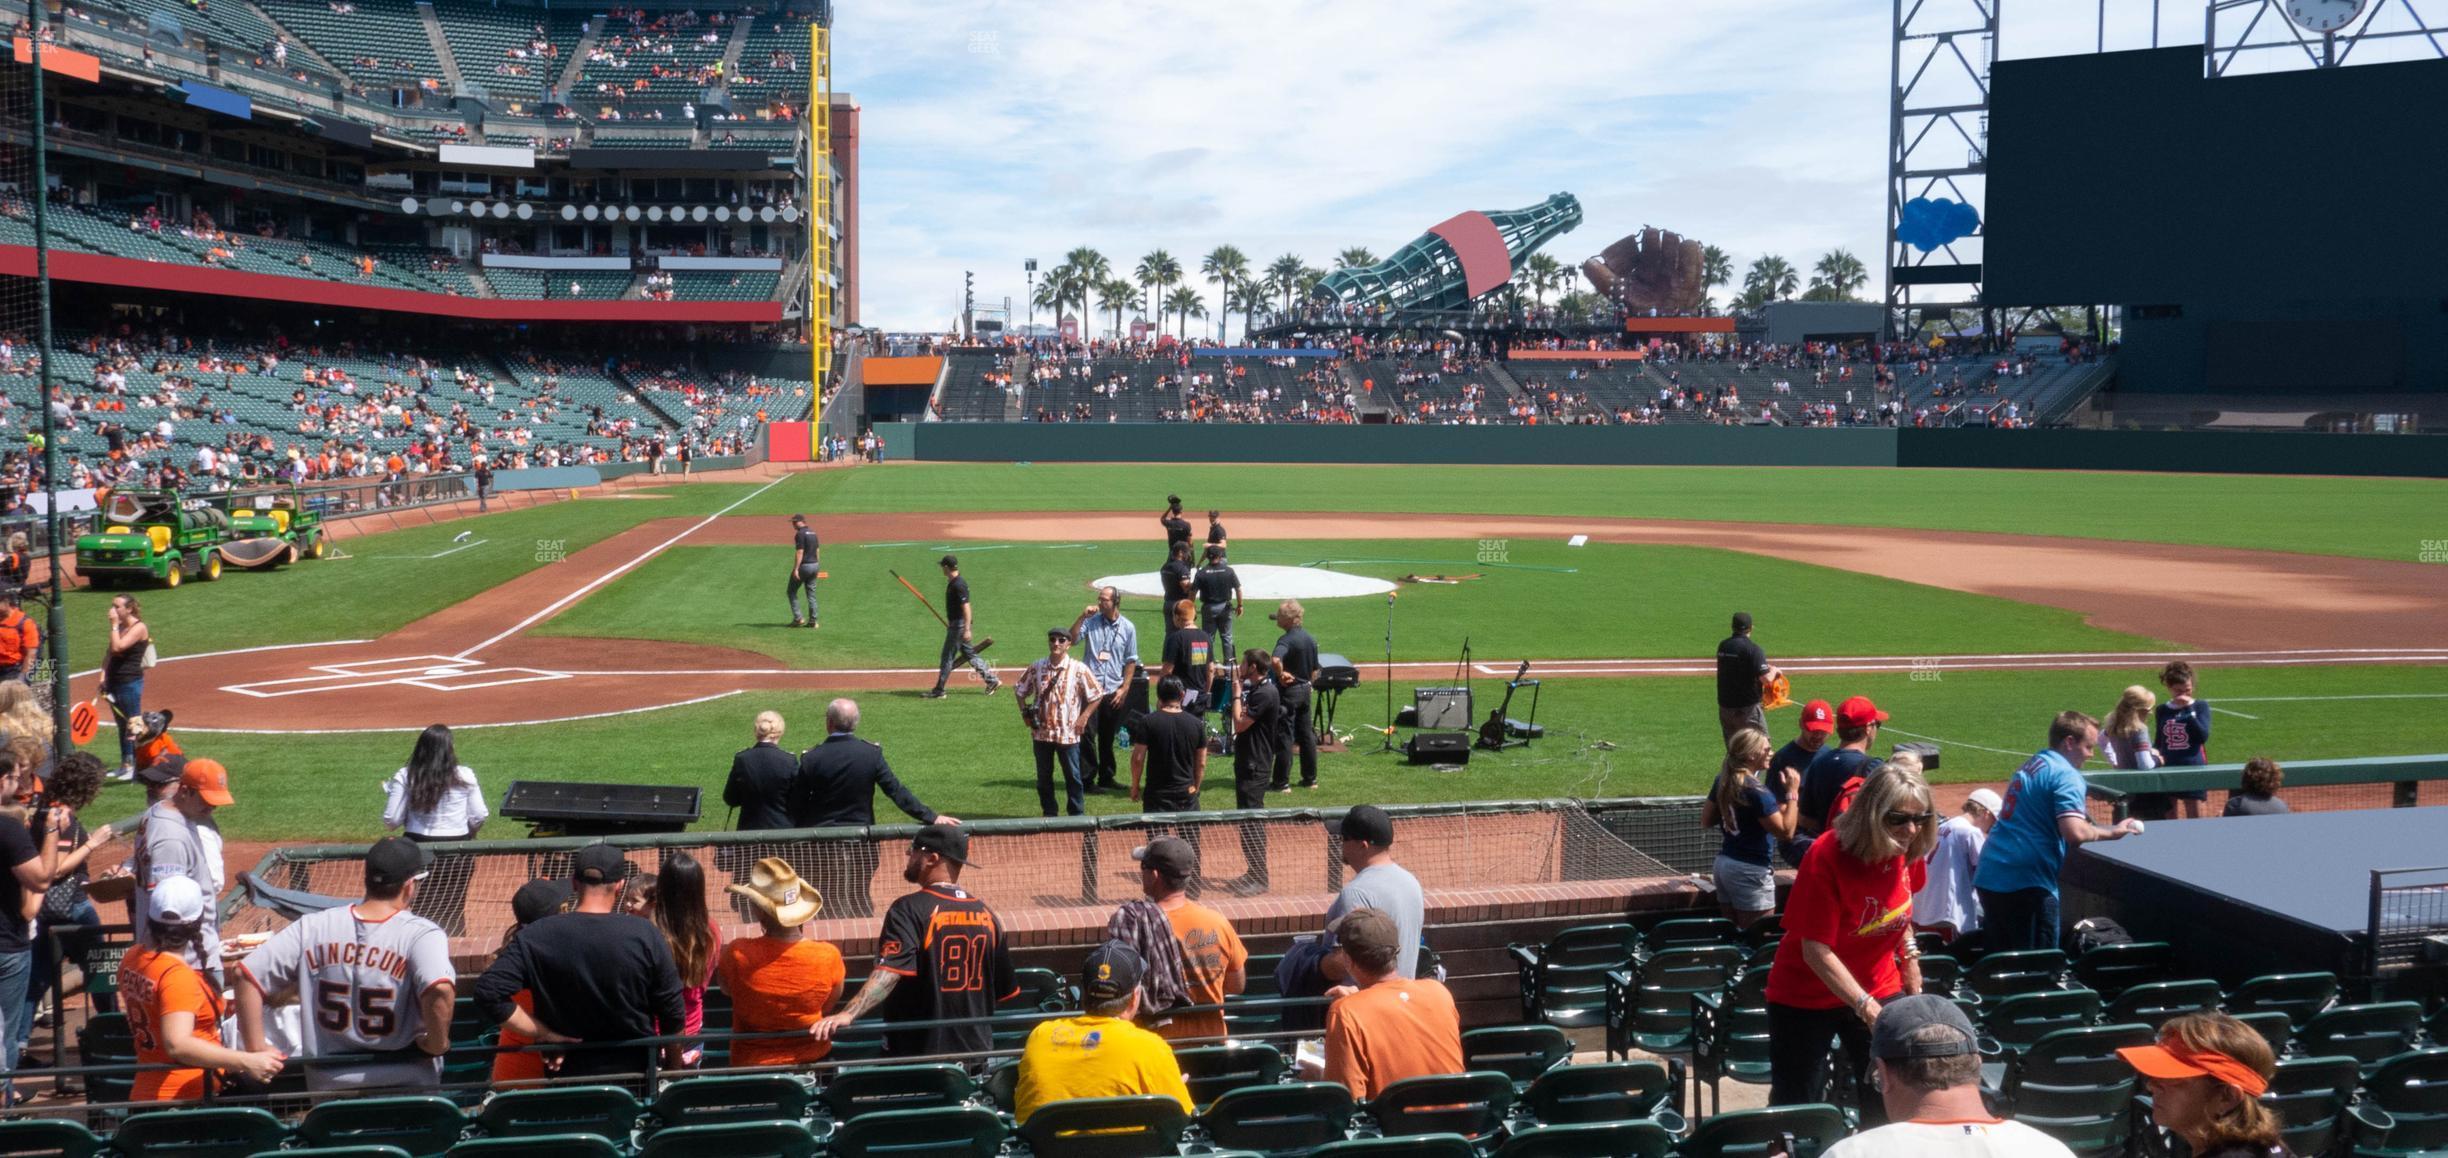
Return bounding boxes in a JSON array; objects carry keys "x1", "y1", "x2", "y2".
[
  {"x1": 181, "y1": 758, "x2": 235, "y2": 807},
  {"x1": 2117, "y1": 1039, "x2": 2269, "y2": 1096}
]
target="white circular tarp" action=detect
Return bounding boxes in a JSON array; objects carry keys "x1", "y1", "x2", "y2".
[{"x1": 1096, "y1": 563, "x2": 1394, "y2": 601}]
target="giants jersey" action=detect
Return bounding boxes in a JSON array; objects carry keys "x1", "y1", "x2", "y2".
[
  {"x1": 874, "y1": 883, "x2": 1018, "y2": 1058},
  {"x1": 238, "y1": 905, "x2": 454, "y2": 1087}
]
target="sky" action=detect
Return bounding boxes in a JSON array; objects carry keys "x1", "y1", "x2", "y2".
[{"x1": 829, "y1": 0, "x2": 2212, "y2": 333}]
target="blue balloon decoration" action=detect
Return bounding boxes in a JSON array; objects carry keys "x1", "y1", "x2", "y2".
[{"x1": 1895, "y1": 197, "x2": 1981, "y2": 252}]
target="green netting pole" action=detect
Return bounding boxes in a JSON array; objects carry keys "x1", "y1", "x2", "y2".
[{"x1": 27, "y1": 6, "x2": 71, "y2": 751}]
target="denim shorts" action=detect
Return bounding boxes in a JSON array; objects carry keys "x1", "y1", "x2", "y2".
[{"x1": 1714, "y1": 853, "x2": 1778, "y2": 912}]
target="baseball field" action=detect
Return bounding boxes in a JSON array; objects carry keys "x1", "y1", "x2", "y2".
[{"x1": 59, "y1": 462, "x2": 2448, "y2": 843}]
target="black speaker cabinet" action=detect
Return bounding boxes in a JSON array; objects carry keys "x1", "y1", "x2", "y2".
[
  {"x1": 1413, "y1": 687, "x2": 1472, "y2": 729},
  {"x1": 1406, "y1": 732, "x2": 1473, "y2": 765},
  {"x1": 1891, "y1": 741, "x2": 1941, "y2": 772}
]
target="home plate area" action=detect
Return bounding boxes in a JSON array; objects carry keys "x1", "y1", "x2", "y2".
[{"x1": 220, "y1": 655, "x2": 570, "y2": 698}]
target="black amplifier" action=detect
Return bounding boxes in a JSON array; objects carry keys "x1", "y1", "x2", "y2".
[{"x1": 501, "y1": 780, "x2": 701, "y2": 837}]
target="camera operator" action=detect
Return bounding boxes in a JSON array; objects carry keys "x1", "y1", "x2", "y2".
[
  {"x1": 0, "y1": 751, "x2": 70, "y2": 1083},
  {"x1": 1216, "y1": 649, "x2": 1284, "y2": 896}
]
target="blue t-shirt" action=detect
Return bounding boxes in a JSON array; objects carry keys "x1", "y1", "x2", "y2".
[
  {"x1": 1972, "y1": 749, "x2": 2090, "y2": 897},
  {"x1": 1716, "y1": 778, "x2": 1781, "y2": 867},
  {"x1": 2153, "y1": 700, "x2": 2212, "y2": 766},
  {"x1": 1799, "y1": 747, "x2": 1875, "y2": 832}
]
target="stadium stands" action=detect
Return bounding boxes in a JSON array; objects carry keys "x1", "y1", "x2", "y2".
[
  {"x1": 255, "y1": 0, "x2": 443, "y2": 91},
  {"x1": 936, "y1": 350, "x2": 1020, "y2": 421},
  {"x1": 429, "y1": 0, "x2": 570, "y2": 112}
]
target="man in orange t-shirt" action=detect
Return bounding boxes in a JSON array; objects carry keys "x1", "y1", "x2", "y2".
[
  {"x1": 1135, "y1": 839, "x2": 1244, "y2": 1042},
  {"x1": 490, "y1": 878, "x2": 569, "y2": 1084},
  {"x1": 717, "y1": 857, "x2": 845, "y2": 1068},
  {"x1": 1322, "y1": 907, "x2": 1461, "y2": 1101}
]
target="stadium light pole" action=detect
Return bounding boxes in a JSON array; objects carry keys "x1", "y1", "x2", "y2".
[
  {"x1": 1024, "y1": 258, "x2": 1037, "y2": 336},
  {"x1": 27, "y1": 3, "x2": 72, "y2": 751}
]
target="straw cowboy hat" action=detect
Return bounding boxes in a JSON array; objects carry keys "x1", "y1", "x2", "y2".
[{"x1": 725, "y1": 857, "x2": 822, "y2": 927}]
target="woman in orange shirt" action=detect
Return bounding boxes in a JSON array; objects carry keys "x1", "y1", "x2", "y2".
[
  {"x1": 123, "y1": 878, "x2": 284, "y2": 1101},
  {"x1": 715, "y1": 858, "x2": 843, "y2": 1069}
]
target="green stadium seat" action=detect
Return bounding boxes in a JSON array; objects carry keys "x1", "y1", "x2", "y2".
[
  {"x1": 1173, "y1": 1041, "x2": 1286, "y2": 1109},
  {"x1": 1509, "y1": 923, "x2": 1639, "y2": 1027},
  {"x1": 295, "y1": 1096, "x2": 468, "y2": 1157},
  {"x1": 1363, "y1": 1072, "x2": 1513, "y2": 1143},
  {"x1": 1004, "y1": 966, "x2": 1074, "y2": 1010},
  {"x1": 979, "y1": 1058, "x2": 1019, "y2": 1115},
  {"x1": 2070, "y1": 940, "x2": 2173, "y2": 998},
  {"x1": 1015, "y1": 1095, "x2": 1191, "y2": 1157},
  {"x1": 1968, "y1": 949, "x2": 2069, "y2": 1001},
  {"x1": 1610, "y1": 943, "x2": 1744, "y2": 1057},
  {"x1": 1678, "y1": 1103, "x2": 1850, "y2": 1158},
  {"x1": 1983, "y1": 989, "x2": 2104, "y2": 1057},
  {"x1": 1490, "y1": 1120, "x2": 1675, "y2": 1158},
  {"x1": 2295, "y1": 1002, "x2": 2426, "y2": 1074},
  {"x1": 1518, "y1": 1060, "x2": 1674, "y2": 1127},
  {"x1": 1692, "y1": 970, "x2": 1771, "y2": 1115},
  {"x1": 470, "y1": 1085, "x2": 641, "y2": 1144},
  {"x1": 645, "y1": 1073, "x2": 812, "y2": 1133},
  {"x1": 2225, "y1": 971, "x2": 2338, "y2": 1028},
  {"x1": 2233, "y1": 1011, "x2": 2297, "y2": 1057},
  {"x1": 444, "y1": 1135, "x2": 618, "y2": 1158},
  {"x1": 825, "y1": 1106, "x2": 1004, "y2": 1158},
  {"x1": 1308, "y1": 1136, "x2": 1475, "y2": 1158},
  {"x1": 1997, "y1": 1024, "x2": 2154, "y2": 1158},
  {"x1": 1460, "y1": 1025, "x2": 1571, "y2": 1087},
  {"x1": 2103, "y1": 978, "x2": 2222, "y2": 1030},
  {"x1": 1196, "y1": 1082, "x2": 1353, "y2": 1156},
  {"x1": 108, "y1": 1106, "x2": 288, "y2": 1158},
  {"x1": 632, "y1": 1121, "x2": 817, "y2": 1158},
  {"x1": 1739, "y1": 913, "x2": 1783, "y2": 948},
  {"x1": 1643, "y1": 916, "x2": 1736, "y2": 951},
  {"x1": 77, "y1": 1012, "x2": 138, "y2": 1106},
  {"x1": 2262, "y1": 1054, "x2": 2361, "y2": 1158},
  {"x1": 0, "y1": 1118, "x2": 107, "y2": 1158},
  {"x1": 263, "y1": 1148, "x2": 414, "y2": 1158},
  {"x1": 818, "y1": 1063, "x2": 976, "y2": 1121},
  {"x1": 2348, "y1": 1047, "x2": 2448, "y2": 1157}
]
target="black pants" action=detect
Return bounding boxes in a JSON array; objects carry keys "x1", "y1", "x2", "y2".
[
  {"x1": 403, "y1": 833, "x2": 471, "y2": 937},
  {"x1": 1767, "y1": 1000, "x2": 1888, "y2": 1125},
  {"x1": 1234, "y1": 753, "x2": 1274, "y2": 886},
  {"x1": 1083, "y1": 697, "x2": 1130, "y2": 786},
  {"x1": 1977, "y1": 887, "x2": 2060, "y2": 954},
  {"x1": 1277, "y1": 682, "x2": 1317, "y2": 788}
]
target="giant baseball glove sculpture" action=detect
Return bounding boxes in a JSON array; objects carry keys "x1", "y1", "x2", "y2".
[{"x1": 1581, "y1": 227, "x2": 1708, "y2": 315}]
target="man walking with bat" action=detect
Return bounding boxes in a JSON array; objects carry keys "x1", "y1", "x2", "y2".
[{"x1": 914, "y1": 555, "x2": 1000, "y2": 698}]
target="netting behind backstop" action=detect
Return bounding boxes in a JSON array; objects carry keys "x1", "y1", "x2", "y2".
[{"x1": 224, "y1": 799, "x2": 1717, "y2": 957}]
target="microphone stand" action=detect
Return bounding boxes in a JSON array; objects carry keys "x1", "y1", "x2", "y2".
[{"x1": 1379, "y1": 591, "x2": 1397, "y2": 753}]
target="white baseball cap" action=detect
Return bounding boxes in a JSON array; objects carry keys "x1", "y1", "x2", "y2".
[
  {"x1": 148, "y1": 875, "x2": 207, "y2": 924},
  {"x1": 1967, "y1": 788, "x2": 2005, "y2": 815}
]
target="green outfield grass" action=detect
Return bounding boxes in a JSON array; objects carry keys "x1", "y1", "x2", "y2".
[
  {"x1": 56, "y1": 484, "x2": 761, "y2": 662},
  {"x1": 98, "y1": 662, "x2": 2448, "y2": 842},
  {"x1": 743, "y1": 463, "x2": 2447, "y2": 562},
  {"x1": 532, "y1": 537, "x2": 2166, "y2": 664}
]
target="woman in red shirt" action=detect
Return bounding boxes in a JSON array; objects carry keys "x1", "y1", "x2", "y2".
[{"x1": 1762, "y1": 762, "x2": 1939, "y2": 1123}]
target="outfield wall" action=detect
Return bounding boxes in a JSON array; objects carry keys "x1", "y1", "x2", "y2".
[{"x1": 873, "y1": 423, "x2": 2448, "y2": 477}]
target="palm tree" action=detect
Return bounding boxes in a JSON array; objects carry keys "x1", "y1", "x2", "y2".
[
  {"x1": 1810, "y1": 248, "x2": 1868, "y2": 301},
  {"x1": 1062, "y1": 246, "x2": 1109, "y2": 337},
  {"x1": 1522, "y1": 253, "x2": 1565, "y2": 306},
  {"x1": 1265, "y1": 253, "x2": 1306, "y2": 316},
  {"x1": 1164, "y1": 286, "x2": 1206, "y2": 340},
  {"x1": 1230, "y1": 278, "x2": 1270, "y2": 337},
  {"x1": 1097, "y1": 276, "x2": 1137, "y2": 339},
  {"x1": 1743, "y1": 255, "x2": 1798, "y2": 303},
  {"x1": 1298, "y1": 266, "x2": 1327, "y2": 301},
  {"x1": 1200, "y1": 245, "x2": 1248, "y2": 341},
  {"x1": 1135, "y1": 249, "x2": 1182, "y2": 323},
  {"x1": 1701, "y1": 245, "x2": 1733, "y2": 309},
  {"x1": 1334, "y1": 247, "x2": 1377, "y2": 270}
]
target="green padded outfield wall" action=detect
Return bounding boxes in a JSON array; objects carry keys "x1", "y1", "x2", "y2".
[
  {"x1": 874, "y1": 423, "x2": 2445, "y2": 477},
  {"x1": 882, "y1": 423, "x2": 1898, "y2": 466}
]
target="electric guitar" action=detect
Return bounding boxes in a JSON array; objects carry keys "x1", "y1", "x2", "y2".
[{"x1": 1480, "y1": 660, "x2": 1531, "y2": 749}]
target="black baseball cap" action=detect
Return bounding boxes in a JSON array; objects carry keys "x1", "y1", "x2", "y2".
[
  {"x1": 136, "y1": 753, "x2": 187, "y2": 787},
  {"x1": 511, "y1": 878, "x2": 568, "y2": 926},
  {"x1": 1081, "y1": 942, "x2": 1146, "y2": 1003},
  {"x1": 939, "y1": 554, "x2": 958, "y2": 569},
  {"x1": 1732, "y1": 611, "x2": 1753, "y2": 632},
  {"x1": 1335, "y1": 805, "x2": 1395, "y2": 848},
  {"x1": 912, "y1": 823, "x2": 972, "y2": 866},
  {"x1": 573, "y1": 841, "x2": 629, "y2": 886},
  {"x1": 364, "y1": 836, "x2": 433, "y2": 890},
  {"x1": 1872, "y1": 995, "x2": 1981, "y2": 1059},
  {"x1": 1134, "y1": 838, "x2": 1195, "y2": 882}
]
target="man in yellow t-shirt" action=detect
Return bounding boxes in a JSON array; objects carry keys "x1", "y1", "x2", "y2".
[{"x1": 1015, "y1": 943, "x2": 1193, "y2": 1124}]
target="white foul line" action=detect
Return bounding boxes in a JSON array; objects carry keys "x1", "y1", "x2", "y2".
[
  {"x1": 455, "y1": 475, "x2": 792, "y2": 658},
  {"x1": 2210, "y1": 706, "x2": 2262, "y2": 720},
  {"x1": 1881, "y1": 726, "x2": 2033, "y2": 759},
  {"x1": 176, "y1": 689, "x2": 747, "y2": 734},
  {"x1": 372, "y1": 538, "x2": 489, "y2": 560}
]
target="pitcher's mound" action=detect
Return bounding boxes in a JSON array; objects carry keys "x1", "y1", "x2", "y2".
[{"x1": 1095, "y1": 563, "x2": 1396, "y2": 600}]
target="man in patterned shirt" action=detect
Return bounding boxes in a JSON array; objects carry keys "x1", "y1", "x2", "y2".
[{"x1": 1017, "y1": 628, "x2": 1105, "y2": 817}]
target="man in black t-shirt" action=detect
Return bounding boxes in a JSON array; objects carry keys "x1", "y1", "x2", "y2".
[
  {"x1": 812, "y1": 825, "x2": 1017, "y2": 1059},
  {"x1": 925, "y1": 555, "x2": 1000, "y2": 698},
  {"x1": 786, "y1": 513, "x2": 822, "y2": 628},
  {"x1": 1131, "y1": 676, "x2": 1209, "y2": 812},
  {"x1": 1158, "y1": 542, "x2": 1196, "y2": 608},
  {"x1": 1159, "y1": 496, "x2": 1192, "y2": 562},
  {"x1": 1206, "y1": 509, "x2": 1228, "y2": 550},
  {"x1": 472, "y1": 842, "x2": 686, "y2": 1079},
  {"x1": 1158, "y1": 600, "x2": 1216, "y2": 719},
  {"x1": 1769, "y1": 699, "x2": 1834, "y2": 866},
  {"x1": 1193, "y1": 547, "x2": 1243, "y2": 734},
  {"x1": 1714, "y1": 611, "x2": 1781, "y2": 741},
  {"x1": 1269, "y1": 600, "x2": 1322, "y2": 790},
  {"x1": 1797, "y1": 695, "x2": 1887, "y2": 839},
  {"x1": 1223, "y1": 651, "x2": 1284, "y2": 895}
]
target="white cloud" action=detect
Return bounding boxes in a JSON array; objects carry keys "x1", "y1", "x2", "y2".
[{"x1": 835, "y1": 0, "x2": 2160, "y2": 329}]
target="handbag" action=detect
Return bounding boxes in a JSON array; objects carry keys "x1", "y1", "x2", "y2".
[{"x1": 141, "y1": 642, "x2": 158, "y2": 670}]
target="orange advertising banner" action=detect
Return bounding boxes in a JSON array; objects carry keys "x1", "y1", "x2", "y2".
[{"x1": 12, "y1": 38, "x2": 101, "y2": 83}]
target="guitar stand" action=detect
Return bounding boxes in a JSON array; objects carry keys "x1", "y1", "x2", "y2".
[{"x1": 1476, "y1": 661, "x2": 1544, "y2": 752}]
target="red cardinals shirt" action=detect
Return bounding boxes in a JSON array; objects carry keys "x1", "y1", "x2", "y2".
[{"x1": 1765, "y1": 832, "x2": 1926, "y2": 1010}]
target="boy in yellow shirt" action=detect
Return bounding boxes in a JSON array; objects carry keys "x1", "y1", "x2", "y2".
[{"x1": 1015, "y1": 943, "x2": 1193, "y2": 1123}]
